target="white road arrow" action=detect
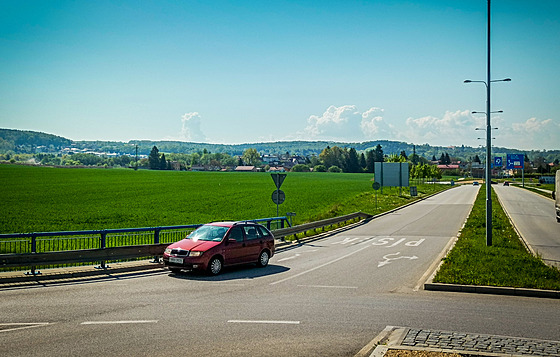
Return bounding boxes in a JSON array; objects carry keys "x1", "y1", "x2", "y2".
[
  {"x1": 377, "y1": 252, "x2": 418, "y2": 267},
  {"x1": 278, "y1": 253, "x2": 301, "y2": 262}
]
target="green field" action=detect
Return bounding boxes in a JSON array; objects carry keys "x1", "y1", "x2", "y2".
[{"x1": 0, "y1": 164, "x2": 448, "y2": 234}]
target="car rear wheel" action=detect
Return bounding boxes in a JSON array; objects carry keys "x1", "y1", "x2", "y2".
[
  {"x1": 257, "y1": 250, "x2": 270, "y2": 267},
  {"x1": 208, "y1": 257, "x2": 223, "y2": 275}
]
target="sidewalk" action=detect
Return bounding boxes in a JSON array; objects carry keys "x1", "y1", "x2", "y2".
[{"x1": 360, "y1": 326, "x2": 560, "y2": 357}]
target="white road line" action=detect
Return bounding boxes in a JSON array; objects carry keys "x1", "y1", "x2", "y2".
[
  {"x1": 227, "y1": 320, "x2": 300, "y2": 325},
  {"x1": 81, "y1": 320, "x2": 158, "y2": 325},
  {"x1": 270, "y1": 244, "x2": 370, "y2": 285},
  {"x1": 298, "y1": 284, "x2": 358, "y2": 289},
  {"x1": 0, "y1": 323, "x2": 51, "y2": 333}
]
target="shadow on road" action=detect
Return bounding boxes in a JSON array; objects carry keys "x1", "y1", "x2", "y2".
[{"x1": 168, "y1": 264, "x2": 289, "y2": 281}]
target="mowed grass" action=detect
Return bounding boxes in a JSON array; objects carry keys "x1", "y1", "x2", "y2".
[
  {"x1": 0, "y1": 165, "x2": 448, "y2": 234},
  {"x1": 433, "y1": 184, "x2": 560, "y2": 290}
]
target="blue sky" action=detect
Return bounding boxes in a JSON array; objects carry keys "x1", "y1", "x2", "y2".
[{"x1": 1, "y1": 0, "x2": 559, "y2": 150}]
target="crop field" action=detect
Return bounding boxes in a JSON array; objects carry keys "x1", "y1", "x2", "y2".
[{"x1": 0, "y1": 164, "x2": 448, "y2": 234}]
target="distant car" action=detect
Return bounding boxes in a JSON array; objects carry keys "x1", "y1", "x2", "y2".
[
  {"x1": 503, "y1": 181, "x2": 509, "y2": 186},
  {"x1": 473, "y1": 181, "x2": 479, "y2": 186},
  {"x1": 163, "y1": 221, "x2": 275, "y2": 275}
]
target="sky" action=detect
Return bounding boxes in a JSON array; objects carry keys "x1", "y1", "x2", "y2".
[{"x1": 1, "y1": 0, "x2": 559, "y2": 150}]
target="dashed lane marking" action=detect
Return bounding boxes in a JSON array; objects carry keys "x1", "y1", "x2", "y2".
[
  {"x1": 227, "y1": 320, "x2": 300, "y2": 325},
  {"x1": 0, "y1": 323, "x2": 51, "y2": 333},
  {"x1": 81, "y1": 320, "x2": 158, "y2": 325}
]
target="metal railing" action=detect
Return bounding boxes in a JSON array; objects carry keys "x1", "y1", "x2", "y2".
[
  {"x1": 0, "y1": 216, "x2": 290, "y2": 273},
  {"x1": 0, "y1": 213, "x2": 373, "y2": 273}
]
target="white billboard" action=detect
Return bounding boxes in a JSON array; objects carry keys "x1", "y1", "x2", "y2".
[{"x1": 374, "y1": 162, "x2": 409, "y2": 187}]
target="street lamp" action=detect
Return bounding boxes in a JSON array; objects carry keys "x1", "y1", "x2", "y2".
[
  {"x1": 464, "y1": 78, "x2": 510, "y2": 247},
  {"x1": 462, "y1": 0, "x2": 511, "y2": 247}
]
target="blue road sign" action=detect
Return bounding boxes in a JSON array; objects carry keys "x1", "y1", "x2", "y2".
[
  {"x1": 506, "y1": 154, "x2": 524, "y2": 169},
  {"x1": 494, "y1": 157, "x2": 503, "y2": 167}
]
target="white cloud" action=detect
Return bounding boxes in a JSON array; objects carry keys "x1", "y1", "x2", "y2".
[
  {"x1": 500, "y1": 117, "x2": 560, "y2": 150},
  {"x1": 300, "y1": 105, "x2": 396, "y2": 141},
  {"x1": 180, "y1": 112, "x2": 207, "y2": 142},
  {"x1": 403, "y1": 110, "x2": 484, "y2": 145}
]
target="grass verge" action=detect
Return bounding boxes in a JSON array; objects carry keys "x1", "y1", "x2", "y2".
[{"x1": 433, "y1": 184, "x2": 560, "y2": 290}]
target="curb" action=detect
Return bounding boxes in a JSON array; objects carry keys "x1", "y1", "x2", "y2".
[{"x1": 424, "y1": 282, "x2": 560, "y2": 299}]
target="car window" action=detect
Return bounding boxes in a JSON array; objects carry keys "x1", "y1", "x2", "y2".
[
  {"x1": 188, "y1": 225, "x2": 228, "y2": 242},
  {"x1": 227, "y1": 226, "x2": 244, "y2": 242},
  {"x1": 256, "y1": 226, "x2": 271, "y2": 237},
  {"x1": 243, "y1": 226, "x2": 259, "y2": 240}
]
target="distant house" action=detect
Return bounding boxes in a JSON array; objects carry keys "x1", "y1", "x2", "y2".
[
  {"x1": 235, "y1": 166, "x2": 256, "y2": 172},
  {"x1": 437, "y1": 164, "x2": 460, "y2": 171},
  {"x1": 268, "y1": 166, "x2": 286, "y2": 172}
]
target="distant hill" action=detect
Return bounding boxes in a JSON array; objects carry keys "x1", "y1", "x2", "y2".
[
  {"x1": 0, "y1": 129, "x2": 72, "y2": 154},
  {"x1": 1, "y1": 128, "x2": 559, "y2": 163}
]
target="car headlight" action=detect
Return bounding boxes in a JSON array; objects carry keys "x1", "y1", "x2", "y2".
[
  {"x1": 164, "y1": 248, "x2": 172, "y2": 255},
  {"x1": 189, "y1": 251, "x2": 203, "y2": 257}
]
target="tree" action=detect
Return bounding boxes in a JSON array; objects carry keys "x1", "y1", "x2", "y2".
[
  {"x1": 148, "y1": 146, "x2": 160, "y2": 170},
  {"x1": 160, "y1": 153, "x2": 168, "y2": 170},
  {"x1": 345, "y1": 148, "x2": 361, "y2": 173},
  {"x1": 473, "y1": 155, "x2": 481, "y2": 164},
  {"x1": 291, "y1": 164, "x2": 310, "y2": 172},
  {"x1": 314, "y1": 164, "x2": 327, "y2": 172},
  {"x1": 359, "y1": 153, "x2": 367, "y2": 172},
  {"x1": 242, "y1": 148, "x2": 261, "y2": 166},
  {"x1": 374, "y1": 145, "x2": 384, "y2": 162},
  {"x1": 366, "y1": 150, "x2": 374, "y2": 173},
  {"x1": 400, "y1": 150, "x2": 408, "y2": 160}
]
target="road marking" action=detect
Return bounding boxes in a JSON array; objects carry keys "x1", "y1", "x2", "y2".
[
  {"x1": 0, "y1": 323, "x2": 51, "y2": 333},
  {"x1": 278, "y1": 253, "x2": 301, "y2": 262},
  {"x1": 298, "y1": 284, "x2": 358, "y2": 289},
  {"x1": 81, "y1": 320, "x2": 158, "y2": 325},
  {"x1": 227, "y1": 320, "x2": 300, "y2": 325},
  {"x1": 377, "y1": 252, "x2": 418, "y2": 267},
  {"x1": 270, "y1": 245, "x2": 370, "y2": 285}
]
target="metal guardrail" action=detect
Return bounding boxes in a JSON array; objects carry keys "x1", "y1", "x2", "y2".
[
  {"x1": 272, "y1": 211, "x2": 372, "y2": 240},
  {"x1": 0, "y1": 213, "x2": 370, "y2": 272}
]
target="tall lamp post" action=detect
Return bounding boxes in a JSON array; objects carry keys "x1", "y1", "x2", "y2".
[{"x1": 463, "y1": 0, "x2": 510, "y2": 246}]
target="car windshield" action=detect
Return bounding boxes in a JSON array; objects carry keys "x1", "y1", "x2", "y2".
[{"x1": 188, "y1": 225, "x2": 229, "y2": 242}]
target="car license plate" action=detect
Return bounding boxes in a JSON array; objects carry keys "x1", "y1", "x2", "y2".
[{"x1": 169, "y1": 257, "x2": 183, "y2": 264}]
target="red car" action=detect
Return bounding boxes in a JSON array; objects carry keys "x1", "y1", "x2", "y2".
[{"x1": 163, "y1": 221, "x2": 275, "y2": 275}]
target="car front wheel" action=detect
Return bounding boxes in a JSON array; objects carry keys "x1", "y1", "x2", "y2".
[
  {"x1": 257, "y1": 250, "x2": 269, "y2": 267},
  {"x1": 208, "y1": 257, "x2": 223, "y2": 275}
]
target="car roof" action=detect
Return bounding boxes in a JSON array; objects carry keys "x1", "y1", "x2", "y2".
[{"x1": 206, "y1": 221, "x2": 261, "y2": 227}]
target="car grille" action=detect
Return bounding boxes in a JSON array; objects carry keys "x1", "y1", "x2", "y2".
[{"x1": 171, "y1": 249, "x2": 189, "y2": 256}]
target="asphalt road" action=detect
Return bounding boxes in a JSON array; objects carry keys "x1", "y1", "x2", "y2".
[
  {"x1": 1, "y1": 185, "x2": 559, "y2": 357},
  {"x1": 494, "y1": 184, "x2": 560, "y2": 267}
]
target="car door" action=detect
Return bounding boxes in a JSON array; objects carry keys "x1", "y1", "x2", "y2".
[
  {"x1": 223, "y1": 226, "x2": 245, "y2": 265},
  {"x1": 242, "y1": 225, "x2": 263, "y2": 263}
]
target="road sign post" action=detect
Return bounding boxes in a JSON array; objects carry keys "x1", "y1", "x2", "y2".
[
  {"x1": 271, "y1": 173, "x2": 287, "y2": 217},
  {"x1": 506, "y1": 154, "x2": 525, "y2": 187}
]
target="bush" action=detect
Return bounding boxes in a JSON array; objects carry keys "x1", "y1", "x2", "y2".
[
  {"x1": 328, "y1": 165, "x2": 342, "y2": 173},
  {"x1": 291, "y1": 164, "x2": 310, "y2": 172},
  {"x1": 314, "y1": 165, "x2": 327, "y2": 172}
]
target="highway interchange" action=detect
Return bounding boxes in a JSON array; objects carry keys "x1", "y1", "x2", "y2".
[{"x1": 1, "y1": 185, "x2": 559, "y2": 356}]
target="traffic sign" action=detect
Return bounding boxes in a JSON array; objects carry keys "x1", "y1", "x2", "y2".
[
  {"x1": 372, "y1": 182, "x2": 381, "y2": 190},
  {"x1": 271, "y1": 190, "x2": 285, "y2": 205},
  {"x1": 494, "y1": 157, "x2": 503, "y2": 167},
  {"x1": 271, "y1": 173, "x2": 287, "y2": 189},
  {"x1": 506, "y1": 154, "x2": 524, "y2": 169}
]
